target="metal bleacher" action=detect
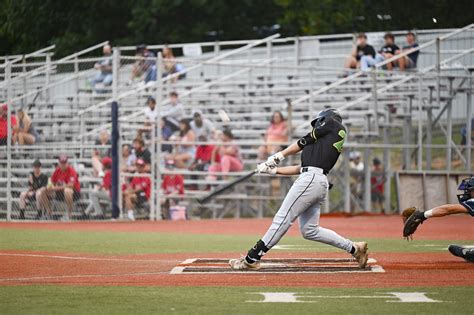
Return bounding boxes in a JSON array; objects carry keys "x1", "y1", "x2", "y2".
[{"x1": 1, "y1": 24, "x2": 474, "y2": 220}]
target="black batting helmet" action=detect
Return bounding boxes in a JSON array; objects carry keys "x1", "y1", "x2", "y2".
[{"x1": 311, "y1": 108, "x2": 342, "y2": 127}]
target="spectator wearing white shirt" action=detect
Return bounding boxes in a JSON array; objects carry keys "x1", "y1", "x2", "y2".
[
  {"x1": 162, "y1": 91, "x2": 184, "y2": 131},
  {"x1": 190, "y1": 110, "x2": 215, "y2": 140},
  {"x1": 139, "y1": 96, "x2": 158, "y2": 138}
]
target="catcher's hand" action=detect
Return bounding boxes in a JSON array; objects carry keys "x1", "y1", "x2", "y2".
[{"x1": 402, "y1": 207, "x2": 425, "y2": 240}]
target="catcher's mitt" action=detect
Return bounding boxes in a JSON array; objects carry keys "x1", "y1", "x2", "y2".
[{"x1": 401, "y1": 207, "x2": 426, "y2": 240}]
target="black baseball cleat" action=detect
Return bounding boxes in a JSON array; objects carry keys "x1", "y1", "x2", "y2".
[
  {"x1": 403, "y1": 209, "x2": 426, "y2": 239},
  {"x1": 448, "y1": 245, "x2": 474, "y2": 263}
]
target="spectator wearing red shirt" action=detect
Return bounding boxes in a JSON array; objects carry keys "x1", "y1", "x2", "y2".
[
  {"x1": 39, "y1": 155, "x2": 81, "y2": 221},
  {"x1": 86, "y1": 157, "x2": 112, "y2": 216},
  {"x1": 189, "y1": 135, "x2": 216, "y2": 172},
  {"x1": 123, "y1": 159, "x2": 151, "y2": 221},
  {"x1": 161, "y1": 159, "x2": 185, "y2": 219},
  {"x1": 370, "y1": 157, "x2": 385, "y2": 213},
  {"x1": 0, "y1": 104, "x2": 18, "y2": 146}
]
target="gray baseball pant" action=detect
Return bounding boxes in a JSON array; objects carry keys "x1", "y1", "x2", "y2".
[{"x1": 261, "y1": 167, "x2": 353, "y2": 253}]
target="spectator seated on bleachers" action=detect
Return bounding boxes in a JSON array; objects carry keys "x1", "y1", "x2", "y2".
[
  {"x1": 12, "y1": 108, "x2": 39, "y2": 145},
  {"x1": 258, "y1": 111, "x2": 288, "y2": 160},
  {"x1": 161, "y1": 159, "x2": 185, "y2": 219},
  {"x1": 208, "y1": 129, "x2": 243, "y2": 180},
  {"x1": 460, "y1": 118, "x2": 474, "y2": 148},
  {"x1": 189, "y1": 135, "x2": 215, "y2": 173},
  {"x1": 162, "y1": 46, "x2": 186, "y2": 82},
  {"x1": 349, "y1": 151, "x2": 364, "y2": 212},
  {"x1": 345, "y1": 33, "x2": 376, "y2": 71},
  {"x1": 133, "y1": 44, "x2": 157, "y2": 84},
  {"x1": 123, "y1": 158, "x2": 151, "y2": 221},
  {"x1": 360, "y1": 32, "x2": 400, "y2": 71},
  {"x1": 92, "y1": 129, "x2": 111, "y2": 177},
  {"x1": 121, "y1": 144, "x2": 136, "y2": 173},
  {"x1": 90, "y1": 44, "x2": 113, "y2": 92},
  {"x1": 370, "y1": 157, "x2": 385, "y2": 213},
  {"x1": 39, "y1": 155, "x2": 81, "y2": 221},
  {"x1": 18, "y1": 159, "x2": 48, "y2": 220},
  {"x1": 162, "y1": 91, "x2": 185, "y2": 132},
  {"x1": 398, "y1": 31, "x2": 419, "y2": 70},
  {"x1": 85, "y1": 157, "x2": 112, "y2": 217},
  {"x1": 166, "y1": 119, "x2": 196, "y2": 169},
  {"x1": 160, "y1": 118, "x2": 173, "y2": 153},
  {"x1": 138, "y1": 96, "x2": 158, "y2": 139},
  {"x1": 132, "y1": 137, "x2": 151, "y2": 172},
  {"x1": 0, "y1": 104, "x2": 17, "y2": 146},
  {"x1": 190, "y1": 110, "x2": 215, "y2": 140}
]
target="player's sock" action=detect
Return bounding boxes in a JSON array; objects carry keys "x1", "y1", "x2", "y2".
[
  {"x1": 423, "y1": 209, "x2": 433, "y2": 219},
  {"x1": 245, "y1": 239, "x2": 269, "y2": 264}
]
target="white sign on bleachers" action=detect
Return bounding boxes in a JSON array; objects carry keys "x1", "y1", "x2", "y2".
[{"x1": 182, "y1": 44, "x2": 203, "y2": 57}]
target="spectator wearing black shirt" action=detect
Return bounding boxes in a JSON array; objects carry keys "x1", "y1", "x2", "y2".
[
  {"x1": 132, "y1": 137, "x2": 151, "y2": 172},
  {"x1": 18, "y1": 159, "x2": 48, "y2": 219},
  {"x1": 398, "y1": 32, "x2": 419, "y2": 70},
  {"x1": 360, "y1": 32, "x2": 400, "y2": 71},
  {"x1": 345, "y1": 33, "x2": 376, "y2": 70}
]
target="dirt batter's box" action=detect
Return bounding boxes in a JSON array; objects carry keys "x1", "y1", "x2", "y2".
[{"x1": 170, "y1": 258, "x2": 384, "y2": 274}]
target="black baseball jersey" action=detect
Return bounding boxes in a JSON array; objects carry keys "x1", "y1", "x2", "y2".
[
  {"x1": 29, "y1": 172, "x2": 48, "y2": 191},
  {"x1": 297, "y1": 119, "x2": 346, "y2": 174}
]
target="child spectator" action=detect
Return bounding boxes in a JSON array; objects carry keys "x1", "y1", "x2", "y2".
[
  {"x1": 160, "y1": 118, "x2": 173, "y2": 153},
  {"x1": 258, "y1": 111, "x2": 288, "y2": 160},
  {"x1": 18, "y1": 159, "x2": 48, "y2": 220},
  {"x1": 123, "y1": 159, "x2": 151, "y2": 221},
  {"x1": 189, "y1": 135, "x2": 216, "y2": 172},
  {"x1": 161, "y1": 159, "x2": 185, "y2": 219},
  {"x1": 90, "y1": 44, "x2": 113, "y2": 92},
  {"x1": 0, "y1": 104, "x2": 17, "y2": 146},
  {"x1": 91, "y1": 129, "x2": 111, "y2": 177},
  {"x1": 345, "y1": 33, "x2": 376, "y2": 70},
  {"x1": 39, "y1": 155, "x2": 81, "y2": 221},
  {"x1": 121, "y1": 144, "x2": 136, "y2": 173},
  {"x1": 398, "y1": 31, "x2": 419, "y2": 70},
  {"x1": 166, "y1": 119, "x2": 196, "y2": 168},
  {"x1": 208, "y1": 129, "x2": 243, "y2": 179},
  {"x1": 13, "y1": 108, "x2": 39, "y2": 145},
  {"x1": 86, "y1": 157, "x2": 112, "y2": 216}
]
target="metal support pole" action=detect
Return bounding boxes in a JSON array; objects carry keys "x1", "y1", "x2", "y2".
[
  {"x1": 214, "y1": 41, "x2": 220, "y2": 76},
  {"x1": 467, "y1": 73, "x2": 473, "y2": 172},
  {"x1": 363, "y1": 147, "x2": 371, "y2": 212},
  {"x1": 436, "y1": 38, "x2": 441, "y2": 114},
  {"x1": 383, "y1": 124, "x2": 391, "y2": 213},
  {"x1": 371, "y1": 69, "x2": 379, "y2": 133},
  {"x1": 417, "y1": 74, "x2": 424, "y2": 171},
  {"x1": 343, "y1": 149, "x2": 351, "y2": 213},
  {"x1": 6, "y1": 62, "x2": 12, "y2": 221},
  {"x1": 74, "y1": 56, "x2": 79, "y2": 111},
  {"x1": 403, "y1": 96, "x2": 413, "y2": 169},
  {"x1": 155, "y1": 52, "x2": 163, "y2": 220},
  {"x1": 446, "y1": 77, "x2": 454, "y2": 170},
  {"x1": 266, "y1": 40, "x2": 272, "y2": 79},
  {"x1": 45, "y1": 53, "x2": 51, "y2": 105}
]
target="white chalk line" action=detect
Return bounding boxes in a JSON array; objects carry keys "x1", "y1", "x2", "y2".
[
  {"x1": 0, "y1": 252, "x2": 177, "y2": 263},
  {"x1": 0, "y1": 271, "x2": 170, "y2": 282}
]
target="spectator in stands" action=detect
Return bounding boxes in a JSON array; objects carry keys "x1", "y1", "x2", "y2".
[
  {"x1": 398, "y1": 31, "x2": 419, "y2": 70},
  {"x1": 139, "y1": 96, "x2": 158, "y2": 138},
  {"x1": 161, "y1": 159, "x2": 185, "y2": 219},
  {"x1": 86, "y1": 157, "x2": 112, "y2": 217},
  {"x1": 345, "y1": 33, "x2": 376, "y2": 70},
  {"x1": 12, "y1": 108, "x2": 38, "y2": 145},
  {"x1": 18, "y1": 159, "x2": 48, "y2": 220},
  {"x1": 130, "y1": 44, "x2": 157, "y2": 84},
  {"x1": 166, "y1": 119, "x2": 196, "y2": 169},
  {"x1": 123, "y1": 158, "x2": 151, "y2": 221},
  {"x1": 190, "y1": 135, "x2": 215, "y2": 172},
  {"x1": 92, "y1": 129, "x2": 111, "y2": 177},
  {"x1": 132, "y1": 137, "x2": 151, "y2": 172},
  {"x1": 121, "y1": 144, "x2": 136, "y2": 173},
  {"x1": 162, "y1": 91, "x2": 184, "y2": 131},
  {"x1": 460, "y1": 118, "x2": 474, "y2": 150},
  {"x1": 162, "y1": 46, "x2": 186, "y2": 82},
  {"x1": 258, "y1": 111, "x2": 288, "y2": 160},
  {"x1": 208, "y1": 129, "x2": 243, "y2": 179},
  {"x1": 349, "y1": 151, "x2": 364, "y2": 212},
  {"x1": 190, "y1": 110, "x2": 215, "y2": 140},
  {"x1": 370, "y1": 157, "x2": 385, "y2": 213},
  {"x1": 39, "y1": 155, "x2": 81, "y2": 221},
  {"x1": 160, "y1": 117, "x2": 173, "y2": 153},
  {"x1": 90, "y1": 44, "x2": 113, "y2": 92},
  {"x1": 360, "y1": 33, "x2": 400, "y2": 71},
  {"x1": 0, "y1": 104, "x2": 17, "y2": 146}
]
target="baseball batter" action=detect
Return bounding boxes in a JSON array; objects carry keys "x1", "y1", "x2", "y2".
[{"x1": 229, "y1": 109, "x2": 369, "y2": 270}]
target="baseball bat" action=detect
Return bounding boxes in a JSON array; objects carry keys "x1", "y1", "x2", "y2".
[{"x1": 197, "y1": 170, "x2": 256, "y2": 204}]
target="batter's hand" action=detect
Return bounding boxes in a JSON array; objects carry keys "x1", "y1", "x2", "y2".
[
  {"x1": 265, "y1": 152, "x2": 285, "y2": 168},
  {"x1": 257, "y1": 162, "x2": 277, "y2": 175}
]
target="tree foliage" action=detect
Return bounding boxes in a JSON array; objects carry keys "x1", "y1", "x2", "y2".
[{"x1": 0, "y1": 0, "x2": 472, "y2": 57}]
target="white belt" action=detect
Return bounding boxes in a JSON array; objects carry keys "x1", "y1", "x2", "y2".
[{"x1": 300, "y1": 166, "x2": 326, "y2": 175}]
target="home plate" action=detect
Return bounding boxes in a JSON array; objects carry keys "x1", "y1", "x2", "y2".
[{"x1": 170, "y1": 258, "x2": 384, "y2": 274}]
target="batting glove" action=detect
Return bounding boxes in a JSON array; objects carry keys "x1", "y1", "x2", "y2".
[
  {"x1": 257, "y1": 162, "x2": 277, "y2": 175},
  {"x1": 265, "y1": 151, "x2": 285, "y2": 168}
]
